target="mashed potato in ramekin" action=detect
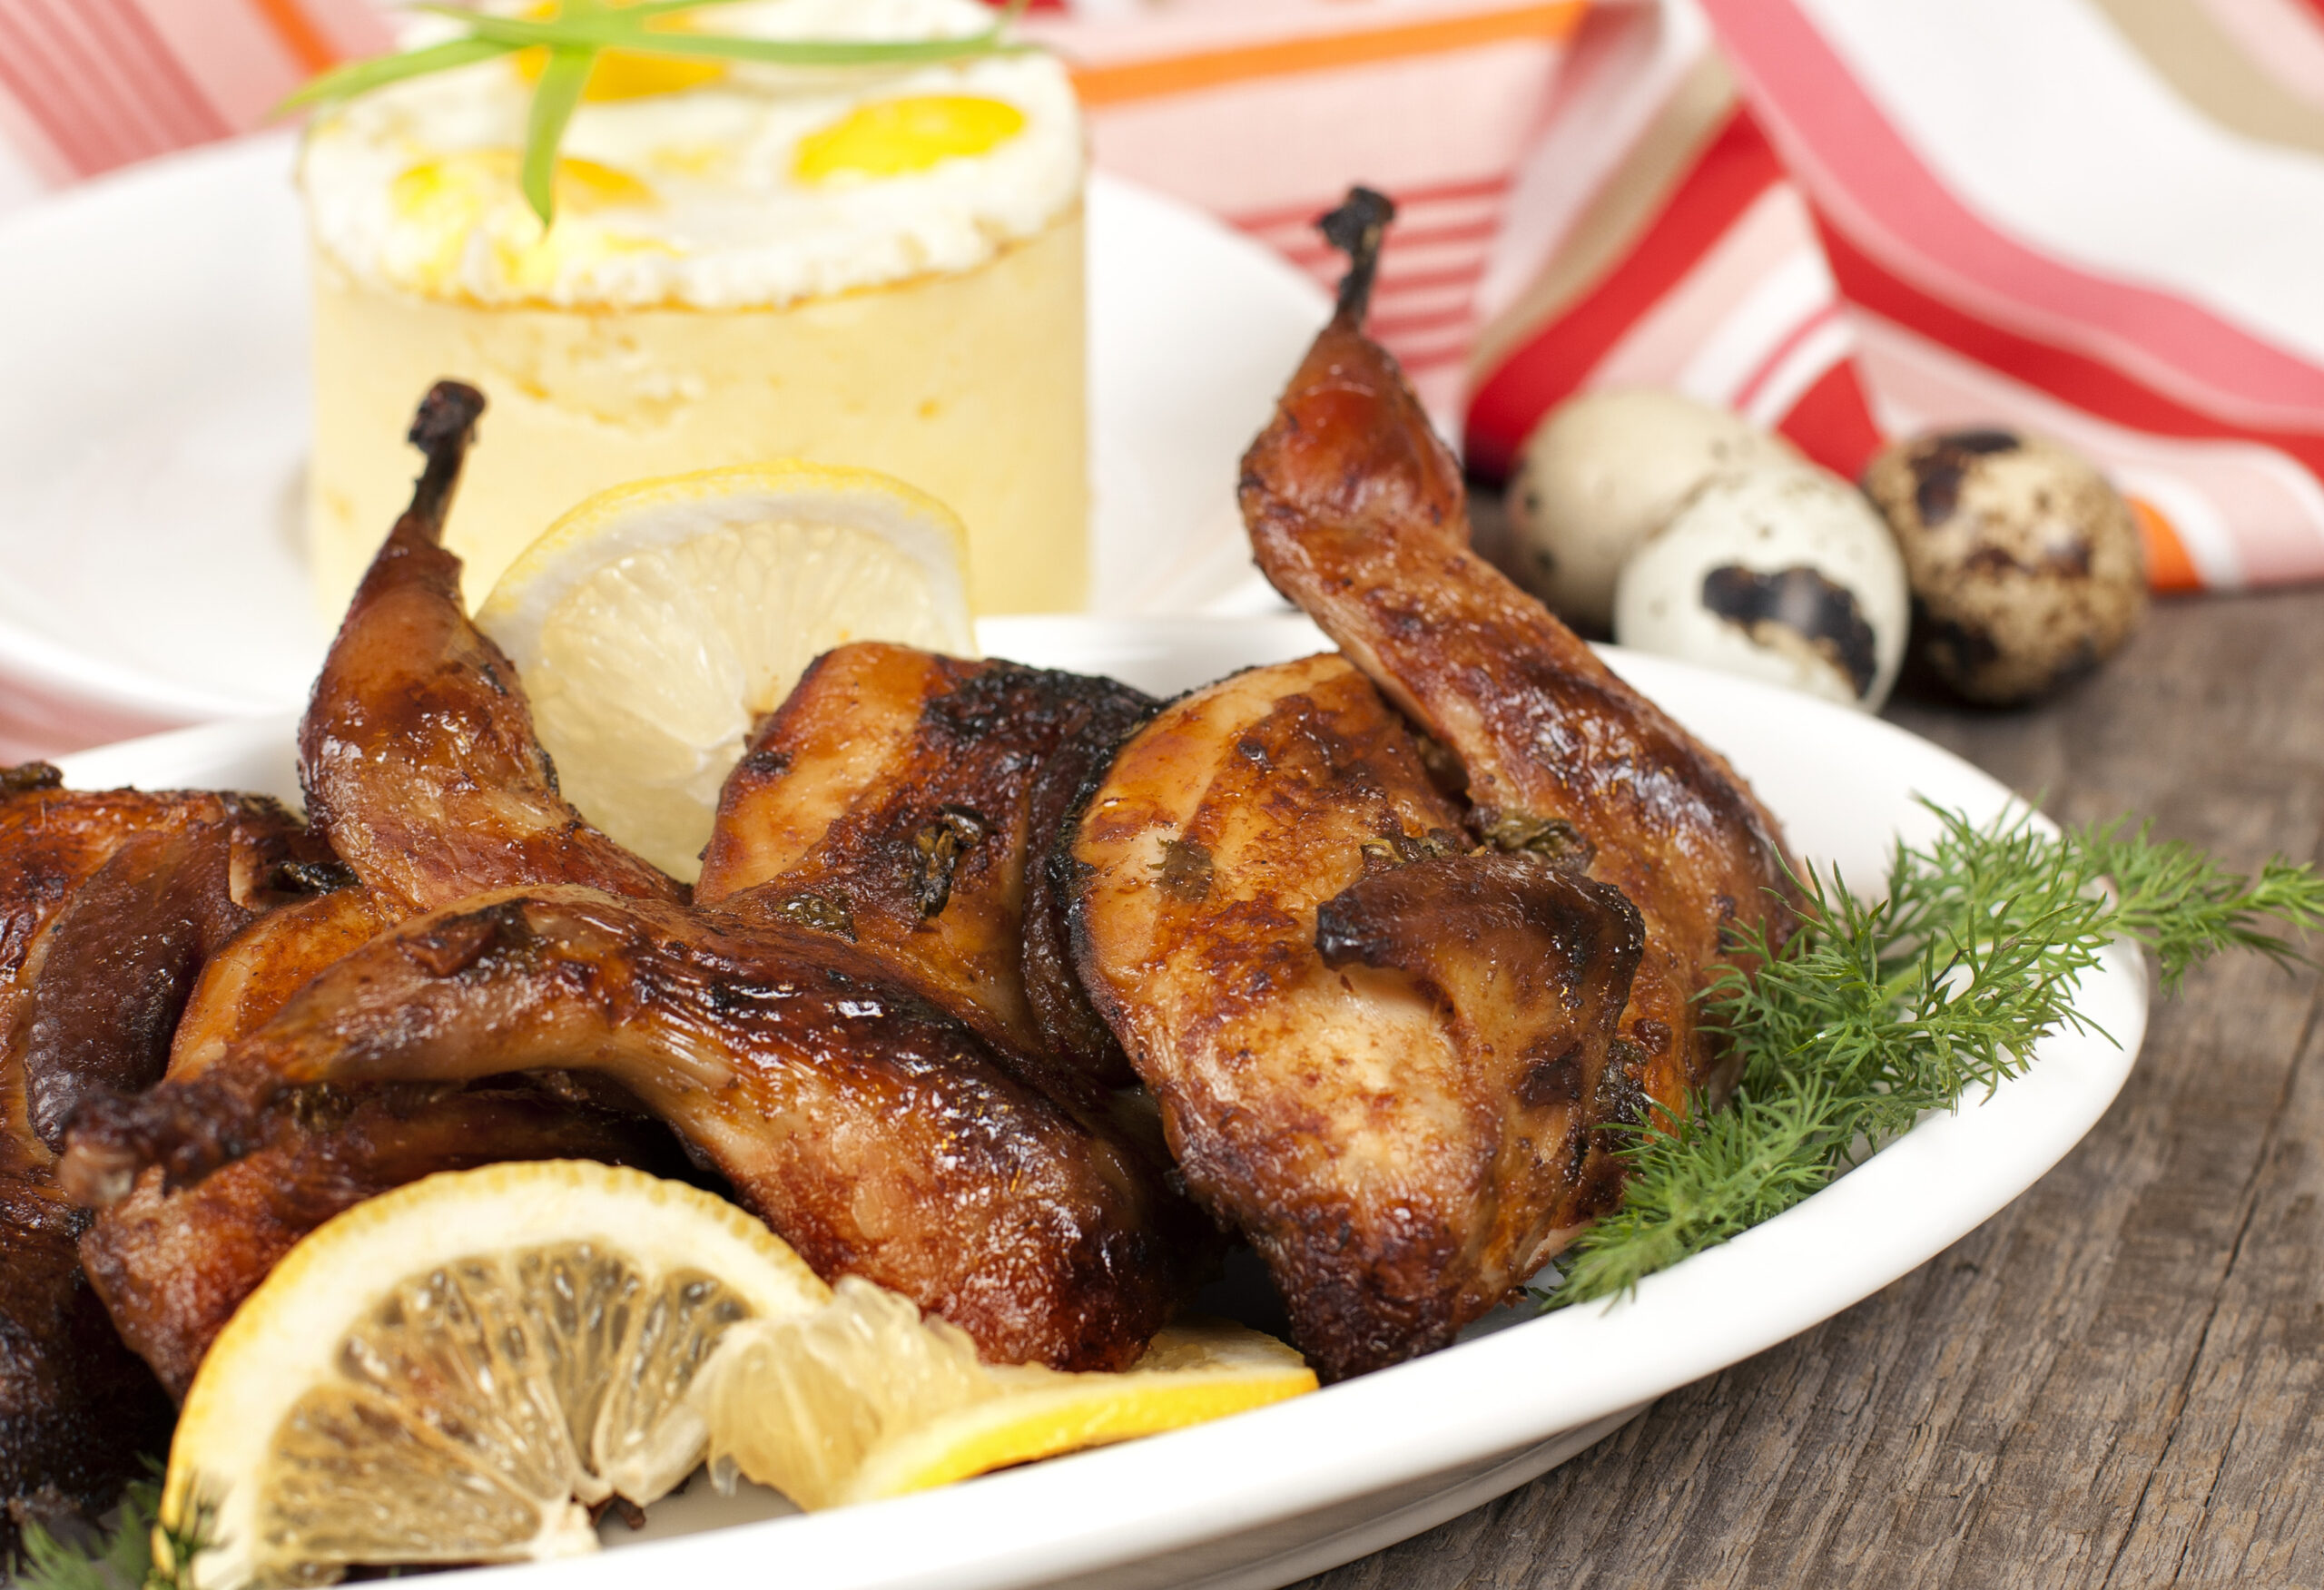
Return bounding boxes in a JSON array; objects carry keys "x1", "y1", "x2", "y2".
[{"x1": 301, "y1": 0, "x2": 1087, "y2": 615}]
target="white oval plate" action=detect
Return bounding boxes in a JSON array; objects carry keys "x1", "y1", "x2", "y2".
[
  {"x1": 56, "y1": 618, "x2": 2148, "y2": 1590},
  {"x1": 0, "y1": 138, "x2": 1324, "y2": 735}
]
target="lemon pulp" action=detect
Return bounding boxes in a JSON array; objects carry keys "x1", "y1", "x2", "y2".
[
  {"x1": 255, "y1": 1243, "x2": 746, "y2": 1568},
  {"x1": 694, "y1": 1277, "x2": 1318, "y2": 1511}
]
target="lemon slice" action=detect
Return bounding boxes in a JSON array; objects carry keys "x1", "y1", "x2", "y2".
[
  {"x1": 694, "y1": 1276, "x2": 1317, "y2": 1511},
  {"x1": 477, "y1": 462, "x2": 976, "y2": 881},
  {"x1": 159, "y1": 1162, "x2": 829, "y2": 1590}
]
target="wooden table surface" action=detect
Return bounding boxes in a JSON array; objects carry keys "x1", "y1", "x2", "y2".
[{"x1": 1294, "y1": 584, "x2": 2324, "y2": 1589}]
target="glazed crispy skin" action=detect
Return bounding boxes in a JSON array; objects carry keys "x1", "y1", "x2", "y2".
[
  {"x1": 1071, "y1": 656, "x2": 1642, "y2": 1379},
  {"x1": 166, "y1": 885, "x2": 391, "y2": 1079},
  {"x1": 178, "y1": 385, "x2": 663, "y2": 1080},
  {"x1": 1237, "y1": 222, "x2": 1796, "y2": 1128},
  {"x1": 65, "y1": 887, "x2": 1198, "y2": 1371},
  {"x1": 101, "y1": 883, "x2": 675, "y2": 1403},
  {"x1": 22, "y1": 810, "x2": 286, "y2": 1145},
  {"x1": 300, "y1": 381, "x2": 680, "y2": 916},
  {"x1": 81, "y1": 1090, "x2": 681, "y2": 1400},
  {"x1": 0, "y1": 770, "x2": 200, "y2": 1554},
  {"x1": 701, "y1": 642, "x2": 1154, "y2": 1081},
  {"x1": 0, "y1": 1174, "x2": 172, "y2": 1557},
  {"x1": 0, "y1": 767, "x2": 322, "y2": 1174},
  {"x1": 9, "y1": 783, "x2": 327, "y2": 1143}
]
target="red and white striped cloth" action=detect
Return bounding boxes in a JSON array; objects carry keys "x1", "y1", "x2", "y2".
[
  {"x1": 1020, "y1": 1, "x2": 1591, "y2": 424},
  {"x1": 1453, "y1": 1, "x2": 1881, "y2": 482},
  {"x1": 7, "y1": 0, "x2": 2324, "y2": 592},
  {"x1": 1704, "y1": 0, "x2": 2324, "y2": 592},
  {"x1": 0, "y1": 0, "x2": 384, "y2": 208}
]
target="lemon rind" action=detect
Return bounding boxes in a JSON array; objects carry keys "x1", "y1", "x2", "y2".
[{"x1": 845, "y1": 1360, "x2": 1319, "y2": 1506}]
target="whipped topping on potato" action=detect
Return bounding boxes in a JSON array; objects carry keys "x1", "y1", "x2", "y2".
[{"x1": 300, "y1": 0, "x2": 1082, "y2": 310}]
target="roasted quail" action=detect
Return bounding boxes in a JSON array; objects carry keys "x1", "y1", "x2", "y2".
[
  {"x1": 1239, "y1": 190, "x2": 1797, "y2": 1137},
  {"x1": 1070, "y1": 655, "x2": 1642, "y2": 1379},
  {"x1": 1068, "y1": 191, "x2": 1796, "y2": 1378}
]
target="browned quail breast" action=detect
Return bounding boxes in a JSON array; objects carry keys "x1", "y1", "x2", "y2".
[
  {"x1": 0, "y1": 770, "x2": 322, "y2": 1145},
  {"x1": 1070, "y1": 654, "x2": 1643, "y2": 1379},
  {"x1": 700, "y1": 640, "x2": 1154, "y2": 1082},
  {"x1": 64, "y1": 886, "x2": 1203, "y2": 1372}
]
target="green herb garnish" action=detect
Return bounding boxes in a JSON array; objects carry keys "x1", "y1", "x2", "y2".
[
  {"x1": 281, "y1": 0, "x2": 1031, "y2": 226},
  {"x1": 1545, "y1": 803, "x2": 2324, "y2": 1307},
  {"x1": 12, "y1": 1465, "x2": 221, "y2": 1590},
  {"x1": 15, "y1": 1477, "x2": 156, "y2": 1590}
]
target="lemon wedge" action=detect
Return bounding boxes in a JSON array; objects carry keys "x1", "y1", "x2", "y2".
[
  {"x1": 476, "y1": 462, "x2": 975, "y2": 881},
  {"x1": 694, "y1": 1276, "x2": 1318, "y2": 1510},
  {"x1": 157, "y1": 1162, "x2": 829, "y2": 1590}
]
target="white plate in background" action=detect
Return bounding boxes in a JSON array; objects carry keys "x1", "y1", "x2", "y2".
[
  {"x1": 58, "y1": 620, "x2": 2149, "y2": 1590},
  {"x1": 0, "y1": 139, "x2": 1324, "y2": 734}
]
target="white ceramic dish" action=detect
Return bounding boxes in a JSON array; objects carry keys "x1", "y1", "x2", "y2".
[
  {"x1": 57, "y1": 616, "x2": 2148, "y2": 1590},
  {"x1": 0, "y1": 137, "x2": 1324, "y2": 735}
]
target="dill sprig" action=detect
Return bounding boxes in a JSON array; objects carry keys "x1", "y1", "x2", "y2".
[
  {"x1": 11, "y1": 1466, "x2": 220, "y2": 1590},
  {"x1": 281, "y1": 0, "x2": 1032, "y2": 225},
  {"x1": 1546, "y1": 804, "x2": 2324, "y2": 1307},
  {"x1": 15, "y1": 1475, "x2": 158, "y2": 1590}
]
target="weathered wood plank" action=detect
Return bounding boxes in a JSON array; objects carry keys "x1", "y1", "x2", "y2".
[
  {"x1": 1292, "y1": 588, "x2": 2324, "y2": 1589},
  {"x1": 2108, "y1": 918, "x2": 2324, "y2": 1584}
]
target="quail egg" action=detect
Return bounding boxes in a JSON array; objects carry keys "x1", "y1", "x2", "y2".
[
  {"x1": 1861, "y1": 429, "x2": 2146, "y2": 704},
  {"x1": 1509, "y1": 390, "x2": 1801, "y2": 632},
  {"x1": 1613, "y1": 464, "x2": 1910, "y2": 711}
]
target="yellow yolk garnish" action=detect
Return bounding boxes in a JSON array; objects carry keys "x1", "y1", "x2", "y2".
[
  {"x1": 513, "y1": 1, "x2": 728, "y2": 102},
  {"x1": 388, "y1": 151, "x2": 663, "y2": 291},
  {"x1": 392, "y1": 151, "x2": 655, "y2": 219},
  {"x1": 794, "y1": 95, "x2": 1027, "y2": 182}
]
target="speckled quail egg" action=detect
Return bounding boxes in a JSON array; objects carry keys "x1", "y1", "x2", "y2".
[
  {"x1": 1861, "y1": 429, "x2": 2146, "y2": 704},
  {"x1": 1509, "y1": 390, "x2": 1802, "y2": 633},
  {"x1": 1612, "y1": 464, "x2": 1910, "y2": 712}
]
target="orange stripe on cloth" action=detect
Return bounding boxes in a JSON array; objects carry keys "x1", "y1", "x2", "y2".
[
  {"x1": 1068, "y1": 2, "x2": 1585, "y2": 107},
  {"x1": 2127, "y1": 496, "x2": 2204, "y2": 593},
  {"x1": 250, "y1": 0, "x2": 340, "y2": 74}
]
